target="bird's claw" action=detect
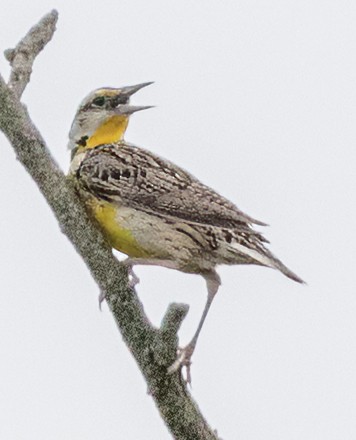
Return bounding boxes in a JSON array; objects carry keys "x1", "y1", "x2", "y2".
[
  {"x1": 98, "y1": 290, "x2": 106, "y2": 310},
  {"x1": 123, "y1": 259, "x2": 140, "y2": 289},
  {"x1": 128, "y1": 270, "x2": 140, "y2": 288},
  {"x1": 167, "y1": 345, "x2": 194, "y2": 385}
]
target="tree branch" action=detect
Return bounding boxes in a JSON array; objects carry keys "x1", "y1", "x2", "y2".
[
  {"x1": 0, "y1": 11, "x2": 220, "y2": 440},
  {"x1": 4, "y1": 10, "x2": 58, "y2": 98}
]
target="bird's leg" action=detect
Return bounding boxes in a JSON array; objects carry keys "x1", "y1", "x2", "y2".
[
  {"x1": 100, "y1": 258, "x2": 177, "y2": 307},
  {"x1": 123, "y1": 257, "x2": 180, "y2": 288},
  {"x1": 126, "y1": 263, "x2": 140, "y2": 288},
  {"x1": 123, "y1": 257, "x2": 179, "y2": 270},
  {"x1": 167, "y1": 269, "x2": 221, "y2": 383},
  {"x1": 123, "y1": 258, "x2": 221, "y2": 382}
]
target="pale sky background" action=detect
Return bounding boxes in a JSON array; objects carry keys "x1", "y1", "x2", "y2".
[{"x1": 0, "y1": 1, "x2": 355, "y2": 439}]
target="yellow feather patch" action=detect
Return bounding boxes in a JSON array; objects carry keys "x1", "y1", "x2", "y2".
[
  {"x1": 94, "y1": 89, "x2": 121, "y2": 97},
  {"x1": 86, "y1": 116, "x2": 129, "y2": 148},
  {"x1": 89, "y1": 199, "x2": 151, "y2": 258}
]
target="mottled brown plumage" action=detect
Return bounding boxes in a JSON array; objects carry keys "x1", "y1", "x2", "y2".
[
  {"x1": 69, "y1": 83, "x2": 303, "y2": 379},
  {"x1": 74, "y1": 141, "x2": 302, "y2": 282}
]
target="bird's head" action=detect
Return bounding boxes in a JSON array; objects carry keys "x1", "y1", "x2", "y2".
[{"x1": 68, "y1": 82, "x2": 153, "y2": 151}]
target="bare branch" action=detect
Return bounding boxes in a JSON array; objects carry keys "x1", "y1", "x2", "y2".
[
  {"x1": 161, "y1": 303, "x2": 190, "y2": 338},
  {"x1": 0, "y1": 11, "x2": 220, "y2": 440},
  {"x1": 152, "y1": 303, "x2": 189, "y2": 367},
  {"x1": 4, "y1": 10, "x2": 58, "y2": 98}
]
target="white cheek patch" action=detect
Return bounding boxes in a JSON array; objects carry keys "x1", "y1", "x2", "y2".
[{"x1": 68, "y1": 111, "x2": 107, "y2": 150}]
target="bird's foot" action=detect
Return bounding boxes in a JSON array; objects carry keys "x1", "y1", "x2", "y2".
[
  {"x1": 122, "y1": 258, "x2": 140, "y2": 288},
  {"x1": 128, "y1": 268, "x2": 140, "y2": 288},
  {"x1": 98, "y1": 290, "x2": 106, "y2": 310},
  {"x1": 167, "y1": 344, "x2": 195, "y2": 385},
  {"x1": 98, "y1": 264, "x2": 139, "y2": 309}
]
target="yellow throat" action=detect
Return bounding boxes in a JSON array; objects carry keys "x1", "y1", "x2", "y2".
[{"x1": 81, "y1": 115, "x2": 129, "y2": 151}]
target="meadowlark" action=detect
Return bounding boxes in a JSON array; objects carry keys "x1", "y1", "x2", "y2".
[{"x1": 68, "y1": 82, "x2": 304, "y2": 378}]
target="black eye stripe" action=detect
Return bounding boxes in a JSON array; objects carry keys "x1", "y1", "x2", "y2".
[
  {"x1": 110, "y1": 96, "x2": 129, "y2": 107},
  {"x1": 86, "y1": 94, "x2": 129, "y2": 109}
]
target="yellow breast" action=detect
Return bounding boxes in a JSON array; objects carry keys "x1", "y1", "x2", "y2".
[{"x1": 89, "y1": 199, "x2": 151, "y2": 258}]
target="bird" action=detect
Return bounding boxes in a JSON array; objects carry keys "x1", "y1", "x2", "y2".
[{"x1": 68, "y1": 82, "x2": 304, "y2": 379}]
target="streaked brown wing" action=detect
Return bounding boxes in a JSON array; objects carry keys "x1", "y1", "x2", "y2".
[{"x1": 76, "y1": 142, "x2": 267, "y2": 233}]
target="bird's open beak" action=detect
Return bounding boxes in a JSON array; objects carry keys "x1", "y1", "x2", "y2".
[
  {"x1": 114, "y1": 104, "x2": 154, "y2": 115},
  {"x1": 120, "y1": 81, "x2": 154, "y2": 97},
  {"x1": 112, "y1": 82, "x2": 154, "y2": 115}
]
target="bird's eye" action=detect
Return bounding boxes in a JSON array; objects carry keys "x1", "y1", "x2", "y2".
[{"x1": 92, "y1": 96, "x2": 105, "y2": 107}]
